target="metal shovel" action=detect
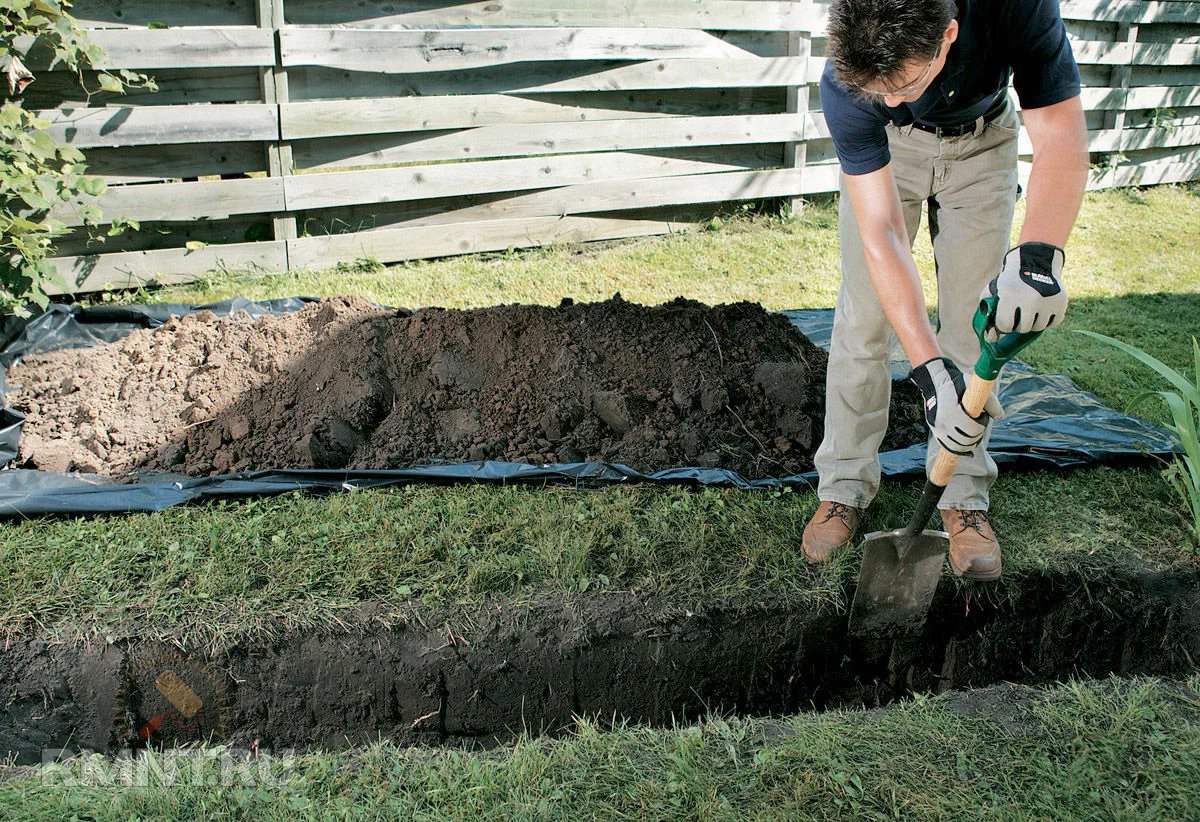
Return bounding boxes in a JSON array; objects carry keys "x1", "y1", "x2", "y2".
[{"x1": 847, "y1": 298, "x2": 1043, "y2": 638}]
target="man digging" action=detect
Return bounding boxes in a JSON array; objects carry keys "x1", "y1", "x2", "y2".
[{"x1": 801, "y1": 0, "x2": 1089, "y2": 579}]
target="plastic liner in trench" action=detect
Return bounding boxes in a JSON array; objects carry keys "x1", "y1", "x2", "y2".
[
  {"x1": 0, "y1": 297, "x2": 1181, "y2": 516},
  {"x1": 2, "y1": 563, "x2": 1199, "y2": 762}
]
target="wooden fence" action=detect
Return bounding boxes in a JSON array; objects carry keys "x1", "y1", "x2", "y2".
[{"x1": 18, "y1": 0, "x2": 1200, "y2": 294}]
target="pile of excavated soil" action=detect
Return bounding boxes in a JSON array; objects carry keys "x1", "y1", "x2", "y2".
[{"x1": 6, "y1": 295, "x2": 925, "y2": 479}]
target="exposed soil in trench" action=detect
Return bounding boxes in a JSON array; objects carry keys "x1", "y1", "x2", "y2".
[
  {"x1": 6, "y1": 296, "x2": 925, "y2": 479},
  {"x1": 2, "y1": 565, "x2": 1198, "y2": 763}
]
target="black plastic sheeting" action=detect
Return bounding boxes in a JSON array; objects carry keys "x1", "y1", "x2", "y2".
[{"x1": 0, "y1": 298, "x2": 1181, "y2": 517}]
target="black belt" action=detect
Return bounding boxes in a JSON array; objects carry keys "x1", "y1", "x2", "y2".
[{"x1": 910, "y1": 99, "x2": 1008, "y2": 138}]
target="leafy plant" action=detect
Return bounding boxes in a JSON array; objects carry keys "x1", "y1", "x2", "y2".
[
  {"x1": 1, "y1": 0, "x2": 154, "y2": 314},
  {"x1": 1078, "y1": 330, "x2": 1200, "y2": 547}
]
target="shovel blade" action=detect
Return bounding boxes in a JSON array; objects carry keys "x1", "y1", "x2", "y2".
[{"x1": 848, "y1": 529, "x2": 948, "y2": 638}]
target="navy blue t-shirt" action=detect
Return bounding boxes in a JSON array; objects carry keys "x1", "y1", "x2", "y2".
[{"x1": 819, "y1": 0, "x2": 1081, "y2": 175}]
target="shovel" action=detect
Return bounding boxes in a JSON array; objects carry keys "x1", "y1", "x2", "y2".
[{"x1": 847, "y1": 297, "x2": 1043, "y2": 638}]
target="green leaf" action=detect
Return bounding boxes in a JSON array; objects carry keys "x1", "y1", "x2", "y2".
[
  {"x1": 97, "y1": 73, "x2": 124, "y2": 94},
  {"x1": 77, "y1": 175, "x2": 106, "y2": 197},
  {"x1": 1076, "y1": 331, "x2": 1200, "y2": 409},
  {"x1": 184, "y1": 241, "x2": 209, "y2": 251}
]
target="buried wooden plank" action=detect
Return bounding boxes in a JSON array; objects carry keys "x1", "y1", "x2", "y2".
[
  {"x1": 49, "y1": 177, "x2": 285, "y2": 226},
  {"x1": 282, "y1": 0, "x2": 817, "y2": 32},
  {"x1": 46, "y1": 240, "x2": 289, "y2": 295},
  {"x1": 280, "y1": 27, "x2": 758, "y2": 73},
  {"x1": 37, "y1": 104, "x2": 278, "y2": 148},
  {"x1": 289, "y1": 113, "x2": 804, "y2": 169}
]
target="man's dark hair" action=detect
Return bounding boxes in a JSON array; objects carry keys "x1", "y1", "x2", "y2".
[{"x1": 827, "y1": 0, "x2": 956, "y2": 90}]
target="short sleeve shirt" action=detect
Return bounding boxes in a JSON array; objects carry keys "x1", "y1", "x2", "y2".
[{"x1": 819, "y1": 0, "x2": 1081, "y2": 175}]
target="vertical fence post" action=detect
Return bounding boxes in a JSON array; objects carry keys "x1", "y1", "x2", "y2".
[
  {"x1": 256, "y1": 0, "x2": 296, "y2": 270},
  {"x1": 1097, "y1": 20, "x2": 1138, "y2": 188},
  {"x1": 784, "y1": 26, "x2": 811, "y2": 217}
]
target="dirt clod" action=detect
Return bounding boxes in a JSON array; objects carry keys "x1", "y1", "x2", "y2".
[{"x1": 7, "y1": 296, "x2": 925, "y2": 478}]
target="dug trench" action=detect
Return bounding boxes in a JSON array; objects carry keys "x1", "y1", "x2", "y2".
[{"x1": 2, "y1": 563, "x2": 1199, "y2": 763}]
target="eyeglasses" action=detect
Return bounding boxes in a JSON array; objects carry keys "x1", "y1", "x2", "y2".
[{"x1": 855, "y1": 40, "x2": 944, "y2": 102}]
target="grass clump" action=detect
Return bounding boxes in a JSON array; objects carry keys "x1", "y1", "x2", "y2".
[
  {"x1": 3, "y1": 185, "x2": 1198, "y2": 645},
  {"x1": 3, "y1": 676, "x2": 1198, "y2": 820},
  {"x1": 1079, "y1": 331, "x2": 1200, "y2": 549}
]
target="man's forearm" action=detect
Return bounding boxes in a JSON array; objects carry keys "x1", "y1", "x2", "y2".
[
  {"x1": 1018, "y1": 97, "x2": 1089, "y2": 248},
  {"x1": 862, "y1": 231, "x2": 941, "y2": 366}
]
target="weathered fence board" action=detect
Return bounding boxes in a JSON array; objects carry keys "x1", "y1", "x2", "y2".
[
  {"x1": 284, "y1": 0, "x2": 819, "y2": 31},
  {"x1": 281, "y1": 90, "x2": 779, "y2": 140},
  {"x1": 39, "y1": 104, "x2": 278, "y2": 148},
  {"x1": 51, "y1": 178, "x2": 286, "y2": 227},
  {"x1": 280, "y1": 27, "x2": 759, "y2": 73},
  {"x1": 287, "y1": 113, "x2": 803, "y2": 169},
  {"x1": 26, "y1": 0, "x2": 1200, "y2": 293}
]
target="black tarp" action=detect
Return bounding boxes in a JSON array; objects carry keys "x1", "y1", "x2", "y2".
[{"x1": 0, "y1": 299, "x2": 1181, "y2": 516}]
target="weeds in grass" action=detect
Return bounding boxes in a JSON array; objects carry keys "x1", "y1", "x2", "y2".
[{"x1": 1078, "y1": 331, "x2": 1200, "y2": 548}]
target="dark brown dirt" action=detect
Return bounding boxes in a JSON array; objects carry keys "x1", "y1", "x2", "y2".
[
  {"x1": 2, "y1": 565, "x2": 1198, "y2": 762},
  {"x1": 7, "y1": 295, "x2": 925, "y2": 479}
]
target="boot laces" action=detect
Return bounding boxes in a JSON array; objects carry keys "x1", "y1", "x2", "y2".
[
  {"x1": 955, "y1": 509, "x2": 991, "y2": 534},
  {"x1": 822, "y1": 502, "x2": 857, "y2": 525}
]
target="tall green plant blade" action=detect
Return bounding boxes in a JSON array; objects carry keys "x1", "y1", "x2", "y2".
[{"x1": 1077, "y1": 330, "x2": 1200, "y2": 408}]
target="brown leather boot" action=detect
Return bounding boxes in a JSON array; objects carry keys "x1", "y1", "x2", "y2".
[
  {"x1": 940, "y1": 508, "x2": 1002, "y2": 581},
  {"x1": 802, "y1": 501, "x2": 863, "y2": 563}
]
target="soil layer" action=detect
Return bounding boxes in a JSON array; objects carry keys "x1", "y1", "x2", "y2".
[
  {"x1": 3, "y1": 565, "x2": 1198, "y2": 763},
  {"x1": 6, "y1": 296, "x2": 925, "y2": 479}
]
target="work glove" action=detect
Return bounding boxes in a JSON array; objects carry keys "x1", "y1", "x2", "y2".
[
  {"x1": 908, "y1": 357, "x2": 1005, "y2": 457},
  {"x1": 982, "y1": 242, "x2": 1068, "y2": 333}
]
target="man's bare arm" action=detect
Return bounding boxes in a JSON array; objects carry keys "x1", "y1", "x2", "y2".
[
  {"x1": 1019, "y1": 95, "x2": 1089, "y2": 248},
  {"x1": 843, "y1": 165, "x2": 939, "y2": 366}
]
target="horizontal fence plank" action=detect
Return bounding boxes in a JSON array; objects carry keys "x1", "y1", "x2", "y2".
[
  {"x1": 1069, "y1": 39, "x2": 1200, "y2": 66},
  {"x1": 281, "y1": 89, "x2": 780, "y2": 140},
  {"x1": 287, "y1": 56, "x2": 811, "y2": 99},
  {"x1": 68, "y1": 0, "x2": 258, "y2": 27},
  {"x1": 19, "y1": 68, "x2": 266, "y2": 108},
  {"x1": 283, "y1": 0, "x2": 818, "y2": 32},
  {"x1": 81, "y1": 142, "x2": 267, "y2": 184},
  {"x1": 1060, "y1": 0, "x2": 1200, "y2": 24},
  {"x1": 299, "y1": 167, "x2": 804, "y2": 231},
  {"x1": 285, "y1": 147, "x2": 801, "y2": 211},
  {"x1": 50, "y1": 178, "x2": 285, "y2": 226},
  {"x1": 289, "y1": 113, "x2": 803, "y2": 168},
  {"x1": 38, "y1": 104, "x2": 278, "y2": 148},
  {"x1": 19, "y1": 29, "x2": 275, "y2": 70},
  {"x1": 1089, "y1": 158, "x2": 1200, "y2": 189},
  {"x1": 280, "y1": 27, "x2": 758, "y2": 72},
  {"x1": 1081, "y1": 85, "x2": 1200, "y2": 111},
  {"x1": 48, "y1": 240, "x2": 289, "y2": 294}
]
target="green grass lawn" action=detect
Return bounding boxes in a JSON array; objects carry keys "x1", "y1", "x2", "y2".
[
  {"x1": 4, "y1": 676, "x2": 1199, "y2": 820},
  {"x1": 2, "y1": 185, "x2": 1199, "y2": 818},
  {"x1": 4, "y1": 185, "x2": 1196, "y2": 648}
]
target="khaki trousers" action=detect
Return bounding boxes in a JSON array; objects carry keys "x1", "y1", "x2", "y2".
[{"x1": 814, "y1": 99, "x2": 1020, "y2": 511}]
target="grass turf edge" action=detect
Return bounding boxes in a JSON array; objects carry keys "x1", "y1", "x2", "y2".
[{"x1": 2, "y1": 675, "x2": 1199, "y2": 820}]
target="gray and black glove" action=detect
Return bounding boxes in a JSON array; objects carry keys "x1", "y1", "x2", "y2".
[
  {"x1": 908, "y1": 357, "x2": 1005, "y2": 457},
  {"x1": 982, "y1": 242, "x2": 1068, "y2": 333}
]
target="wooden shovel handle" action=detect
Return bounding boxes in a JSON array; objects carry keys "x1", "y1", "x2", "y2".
[{"x1": 928, "y1": 373, "x2": 996, "y2": 488}]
